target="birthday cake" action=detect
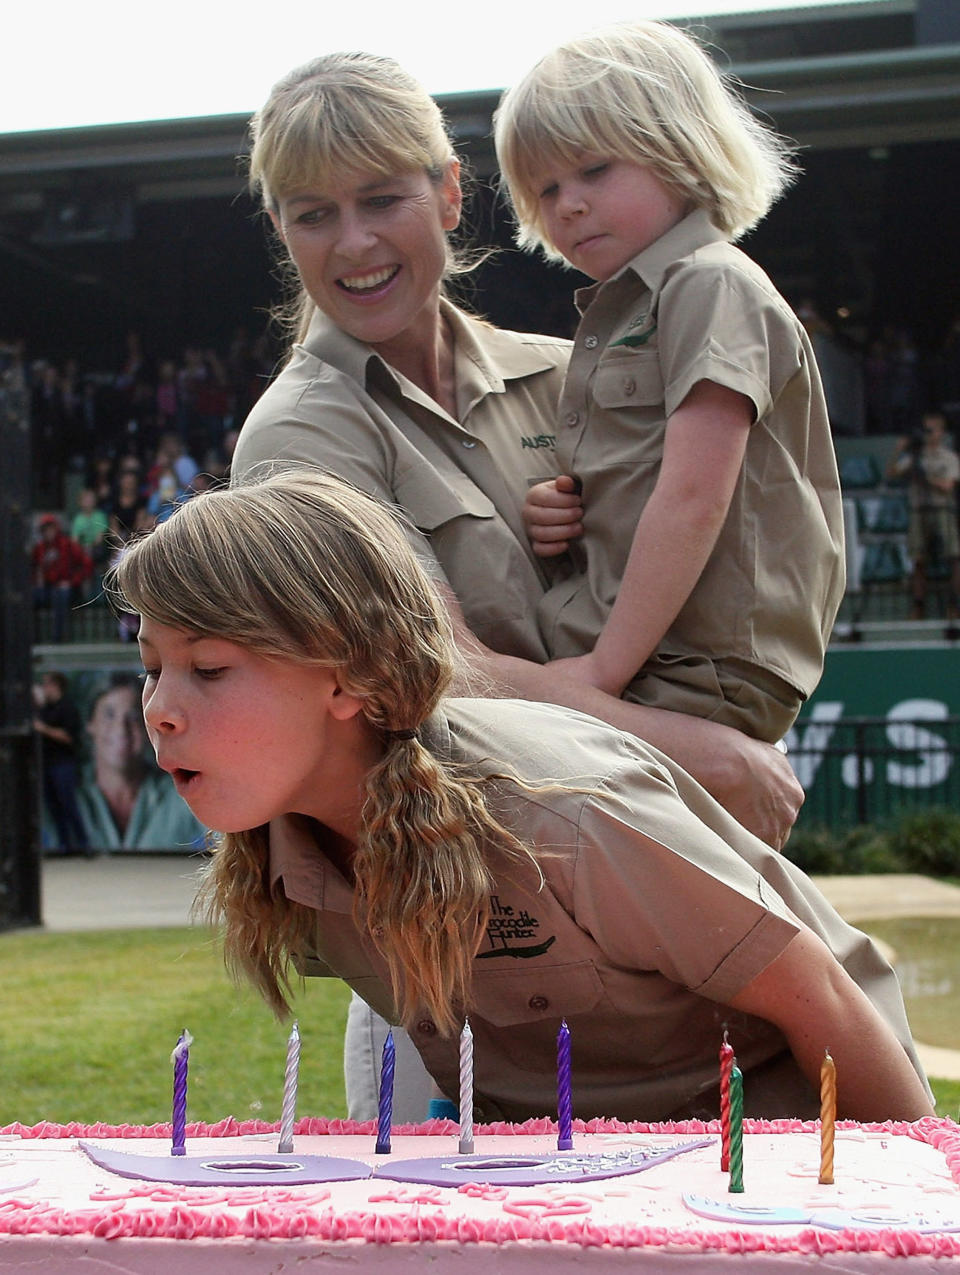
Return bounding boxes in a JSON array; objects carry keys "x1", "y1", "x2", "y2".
[{"x1": 2, "y1": 1116, "x2": 960, "y2": 1271}]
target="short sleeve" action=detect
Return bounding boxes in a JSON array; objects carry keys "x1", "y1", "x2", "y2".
[
  {"x1": 657, "y1": 262, "x2": 804, "y2": 422},
  {"x1": 569, "y1": 759, "x2": 800, "y2": 1001}
]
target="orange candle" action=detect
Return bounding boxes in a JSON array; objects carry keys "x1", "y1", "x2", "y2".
[{"x1": 819, "y1": 1049, "x2": 836, "y2": 1185}]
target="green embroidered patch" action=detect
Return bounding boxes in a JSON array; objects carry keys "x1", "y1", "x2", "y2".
[{"x1": 611, "y1": 321, "x2": 658, "y2": 348}]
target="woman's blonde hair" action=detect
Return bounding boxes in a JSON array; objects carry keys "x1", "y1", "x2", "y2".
[
  {"x1": 106, "y1": 469, "x2": 531, "y2": 1035},
  {"x1": 249, "y1": 52, "x2": 462, "y2": 345},
  {"x1": 494, "y1": 20, "x2": 798, "y2": 255}
]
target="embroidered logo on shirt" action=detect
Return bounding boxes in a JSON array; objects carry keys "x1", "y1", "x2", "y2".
[
  {"x1": 476, "y1": 895, "x2": 557, "y2": 959},
  {"x1": 610, "y1": 317, "x2": 658, "y2": 348},
  {"x1": 521, "y1": 433, "x2": 557, "y2": 450}
]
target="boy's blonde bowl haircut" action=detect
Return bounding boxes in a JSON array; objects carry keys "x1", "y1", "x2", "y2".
[
  {"x1": 249, "y1": 51, "x2": 455, "y2": 213},
  {"x1": 494, "y1": 20, "x2": 798, "y2": 257}
]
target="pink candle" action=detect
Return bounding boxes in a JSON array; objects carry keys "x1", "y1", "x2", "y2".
[{"x1": 719, "y1": 1031, "x2": 734, "y2": 1171}]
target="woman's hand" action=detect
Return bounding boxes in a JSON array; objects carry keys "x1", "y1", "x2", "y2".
[{"x1": 523, "y1": 475, "x2": 583, "y2": 557}]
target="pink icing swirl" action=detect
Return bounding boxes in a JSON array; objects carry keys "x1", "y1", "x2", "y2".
[{"x1": 3, "y1": 1115, "x2": 960, "y2": 1252}]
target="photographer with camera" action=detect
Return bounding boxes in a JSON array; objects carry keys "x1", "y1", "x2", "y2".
[{"x1": 887, "y1": 410, "x2": 960, "y2": 619}]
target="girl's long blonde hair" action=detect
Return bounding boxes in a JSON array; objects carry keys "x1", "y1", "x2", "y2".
[
  {"x1": 106, "y1": 470, "x2": 531, "y2": 1034},
  {"x1": 495, "y1": 20, "x2": 798, "y2": 254}
]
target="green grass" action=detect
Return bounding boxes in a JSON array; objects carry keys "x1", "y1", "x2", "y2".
[
  {"x1": 0, "y1": 927, "x2": 350, "y2": 1126},
  {"x1": 2, "y1": 926, "x2": 958, "y2": 1125}
]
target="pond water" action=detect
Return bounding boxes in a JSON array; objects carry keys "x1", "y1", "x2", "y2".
[{"x1": 864, "y1": 918, "x2": 960, "y2": 1048}]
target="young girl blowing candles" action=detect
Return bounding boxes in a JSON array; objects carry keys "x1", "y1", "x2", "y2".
[{"x1": 106, "y1": 471, "x2": 930, "y2": 1124}]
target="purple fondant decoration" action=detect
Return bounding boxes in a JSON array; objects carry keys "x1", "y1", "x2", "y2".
[
  {"x1": 374, "y1": 1138, "x2": 712, "y2": 1187},
  {"x1": 79, "y1": 1142, "x2": 372, "y2": 1187},
  {"x1": 683, "y1": 1194, "x2": 960, "y2": 1234},
  {"x1": 0, "y1": 1173, "x2": 38, "y2": 1194}
]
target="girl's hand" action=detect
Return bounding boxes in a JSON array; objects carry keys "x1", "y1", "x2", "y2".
[{"x1": 523, "y1": 475, "x2": 583, "y2": 557}]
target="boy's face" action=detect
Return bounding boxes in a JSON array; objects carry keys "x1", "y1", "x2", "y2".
[{"x1": 533, "y1": 153, "x2": 688, "y2": 281}]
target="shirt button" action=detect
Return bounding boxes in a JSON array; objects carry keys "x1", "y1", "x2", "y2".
[
  {"x1": 416, "y1": 1019, "x2": 438, "y2": 1036},
  {"x1": 528, "y1": 995, "x2": 549, "y2": 1011},
  {"x1": 583, "y1": 335, "x2": 599, "y2": 350},
  {"x1": 565, "y1": 411, "x2": 579, "y2": 428},
  {"x1": 623, "y1": 377, "x2": 636, "y2": 395},
  {"x1": 461, "y1": 439, "x2": 477, "y2": 449}
]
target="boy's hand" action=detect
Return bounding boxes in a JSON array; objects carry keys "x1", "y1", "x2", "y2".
[
  {"x1": 547, "y1": 651, "x2": 625, "y2": 698},
  {"x1": 523, "y1": 475, "x2": 584, "y2": 557}
]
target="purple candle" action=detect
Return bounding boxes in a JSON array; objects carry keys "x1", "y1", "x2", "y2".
[
  {"x1": 375, "y1": 1028, "x2": 395, "y2": 1155},
  {"x1": 557, "y1": 1019, "x2": 573, "y2": 1151},
  {"x1": 170, "y1": 1029, "x2": 192, "y2": 1157}
]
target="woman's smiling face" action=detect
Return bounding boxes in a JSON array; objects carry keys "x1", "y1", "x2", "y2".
[{"x1": 272, "y1": 164, "x2": 461, "y2": 353}]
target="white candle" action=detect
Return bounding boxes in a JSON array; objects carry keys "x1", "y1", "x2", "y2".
[
  {"x1": 277, "y1": 1022, "x2": 300, "y2": 1154},
  {"x1": 459, "y1": 1018, "x2": 474, "y2": 1155}
]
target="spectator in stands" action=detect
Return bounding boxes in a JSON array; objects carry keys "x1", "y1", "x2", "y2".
[
  {"x1": 90, "y1": 456, "x2": 115, "y2": 513},
  {"x1": 32, "y1": 513, "x2": 93, "y2": 642},
  {"x1": 146, "y1": 462, "x2": 190, "y2": 524},
  {"x1": 886, "y1": 409, "x2": 960, "y2": 619},
  {"x1": 33, "y1": 671, "x2": 91, "y2": 856},
  {"x1": 70, "y1": 487, "x2": 110, "y2": 600},
  {"x1": 167, "y1": 432, "x2": 200, "y2": 489},
  {"x1": 109, "y1": 462, "x2": 149, "y2": 544},
  {"x1": 31, "y1": 362, "x2": 68, "y2": 506},
  {"x1": 156, "y1": 360, "x2": 180, "y2": 430}
]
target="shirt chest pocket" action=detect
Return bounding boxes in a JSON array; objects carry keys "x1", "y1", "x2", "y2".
[
  {"x1": 394, "y1": 466, "x2": 496, "y2": 533},
  {"x1": 583, "y1": 353, "x2": 667, "y2": 471},
  {"x1": 592, "y1": 351, "x2": 664, "y2": 410},
  {"x1": 469, "y1": 959, "x2": 604, "y2": 1027}
]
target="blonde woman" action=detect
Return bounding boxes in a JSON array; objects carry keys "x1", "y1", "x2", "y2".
[
  {"x1": 106, "y1": 471, "x2": 931, "y2": 1124},
  {"x1": 232, "y1": 49, "x2": 801, "y2": 848}
]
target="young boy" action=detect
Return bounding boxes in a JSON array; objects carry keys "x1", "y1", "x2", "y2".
[{"x1": 494, "y1": 21, "x2": 845, "y2": 743}]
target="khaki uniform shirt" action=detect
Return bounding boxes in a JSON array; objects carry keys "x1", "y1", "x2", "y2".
[
  {"x1": 270, "y1": 698, "x2": 925, "y2": 1123},
  {"x1": 539, "y1": 211, "x2": 845, "y2": 715},
  {"x1": 232, "y1": 303, "x2": 568, "y2": 661}
]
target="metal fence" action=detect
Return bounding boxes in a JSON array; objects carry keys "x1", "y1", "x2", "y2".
[{"x1": 791, "y1": 714, "x2": 960, "y2": 829}]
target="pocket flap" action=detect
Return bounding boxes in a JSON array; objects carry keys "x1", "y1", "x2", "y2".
[
  {"x1": 395, "y1": 468, "x2": 495, "y2": 531},
  {"x1": 593, "y1": 353, "x2": 663, "y2": 409},
  {"x1": 469, "y1": 959, "x2": 604, "y2": 1027}
]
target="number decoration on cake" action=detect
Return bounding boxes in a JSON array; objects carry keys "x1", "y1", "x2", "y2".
[
  {"x1": 0, "y1": 1170, "x2": 38, "y2": 1194},
  {"x1": 684, "y1": 1194, "x2": 960, "y2": 1234},
  {"x1": 373, "y1": 1138, "x2": 712, "y2": 1188},
  {"x1": 78, "y1": 1143, "x2": 373, "y2": 1187}
]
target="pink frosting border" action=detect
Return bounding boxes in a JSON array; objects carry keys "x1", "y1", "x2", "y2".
[{"x1": 2, "y1": 1115, "x2": 960, "y2": 1254}]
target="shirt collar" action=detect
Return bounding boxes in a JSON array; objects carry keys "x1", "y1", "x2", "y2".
[
  {"x1": 574, "y1": 208, "x2": 727, "y2": 313},
  {"x1": 268, "y1": 813, "x2": 353, "y2": 913},
  {"x1": 299, "y1": 298, "x2": 561, "y2": 403}
]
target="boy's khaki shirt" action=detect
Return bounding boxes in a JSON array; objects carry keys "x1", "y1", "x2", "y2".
[
  {"x1": 232, "y1": 302, "x2": 569, "y2": 662},
  {"x1": 540, "y1": 210, "x2": 845, "y2": 703},
  {"x1": 270, "y1": 699, "x2": 925, "y2": 1122}
]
